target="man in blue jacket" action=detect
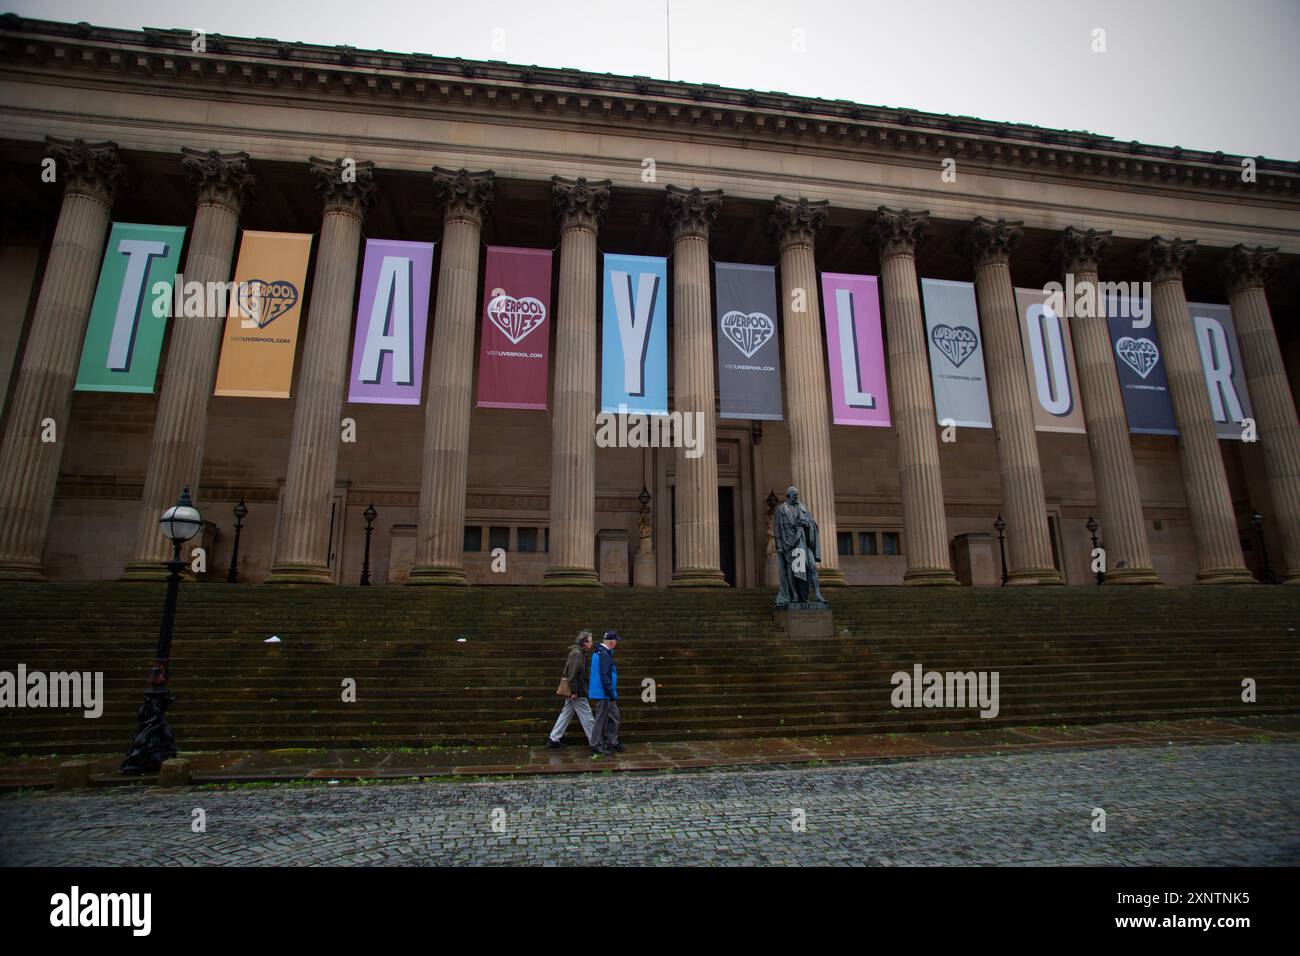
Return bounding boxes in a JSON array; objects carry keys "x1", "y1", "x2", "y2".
[{"x1": 587, "y1": 630, "x2": 623, "y2": 757}]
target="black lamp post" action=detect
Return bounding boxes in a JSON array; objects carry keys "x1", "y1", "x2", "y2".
[
  {"x1": 226, "y1": 497, "x2": 248, "y2": 583},
  {"x1": 1086, "y1": 515, "x2": 1104, "y2": 585},
  {"x1": 360, "y1": 502, "x2": 378, "y2": 586},
  {"x1": 1251, "y1": 511, "x2": 1276, "y2": 584},
  {"x1": 122, "y1": 486, "x2": 203, "y2": 775},
  {"x1": 766, "y1": 489, "x2": 779, "y2": 515},
  {"x1": 638, "y1": 486, "x2": 651, "y2": 511},
  {"x1": 993, "y1": 514, "x2": 1008, "y2": 585}
]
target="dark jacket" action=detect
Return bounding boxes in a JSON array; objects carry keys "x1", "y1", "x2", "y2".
[
  {"x1": 588, "y1": 643, "x2": 617, "y2": 700},
  {"x1": 562, "y1": 644, "x2": 589, "y2": 698}
]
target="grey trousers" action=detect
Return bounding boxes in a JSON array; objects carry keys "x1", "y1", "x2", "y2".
[
  {"x1": 591, "y1": 698, "x2": 621, "y2": 750},
  {"x1": 548, "y1": 697, "x2": 594, "y2": 744}
]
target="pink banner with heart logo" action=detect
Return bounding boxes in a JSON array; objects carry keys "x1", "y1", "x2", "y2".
[{"x1": 476, "y1": 246, "x2": 553, "y2": 410}]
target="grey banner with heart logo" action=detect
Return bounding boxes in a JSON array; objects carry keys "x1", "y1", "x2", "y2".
[
  {"x1": 1104, "y1": 293, "x2": 1177, "y2": 435},
  {"x1": 714, "y1": 262, "x2": 783, "y2": 420},
  {"x1": 920, "y1": 278, "x2": 992, "y2": 428}
]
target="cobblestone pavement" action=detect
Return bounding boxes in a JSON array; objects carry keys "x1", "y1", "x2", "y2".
[{"x1": 2, "y1": 743, "x2": 1297, "y2": 866}]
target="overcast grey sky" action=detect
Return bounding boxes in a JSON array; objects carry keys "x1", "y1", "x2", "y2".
[{"x1": 12, "y1": 0, "x2": 1300, "y2": 159}]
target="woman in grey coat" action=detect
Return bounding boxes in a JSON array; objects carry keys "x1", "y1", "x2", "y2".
[{"x1": 547, "y1": 631, "x2": 594, "y2": 747}]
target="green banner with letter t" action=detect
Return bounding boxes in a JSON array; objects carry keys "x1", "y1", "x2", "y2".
[{"x1": 74, "y1": 222, "x2": 186, "y2": 393}]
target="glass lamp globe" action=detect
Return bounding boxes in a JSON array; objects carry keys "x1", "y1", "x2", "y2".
[{"x1": 160, "y1": 486, "x2": 203, "y2": 544}]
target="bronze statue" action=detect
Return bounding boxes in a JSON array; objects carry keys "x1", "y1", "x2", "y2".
[{"x1": 773, "y1": 486, "x2": 826, "y2": 607}]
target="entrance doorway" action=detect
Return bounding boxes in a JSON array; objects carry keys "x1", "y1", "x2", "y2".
[{"x1": 719, "y1": 486, "x2": 736, "y2": 586}]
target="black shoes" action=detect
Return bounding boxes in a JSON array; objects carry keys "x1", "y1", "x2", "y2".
[
  {"x1": 590, "y1": 748, "x2": 606, "y2": 758},
  {"x1": 609, "y1": 743, "x2": 626, "y2": 753},
  {"x1": 547, "y1": 738, "x2": 565, "y2": 748}
]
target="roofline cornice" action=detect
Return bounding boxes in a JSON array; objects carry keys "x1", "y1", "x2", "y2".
[{"x1": 1, "y1": 14, "x2": 1297, "y2": 199}]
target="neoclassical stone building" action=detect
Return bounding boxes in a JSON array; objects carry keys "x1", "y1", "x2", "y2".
[{"x1": 0, "y1": 16, "x2": 1297, "y2": 589}]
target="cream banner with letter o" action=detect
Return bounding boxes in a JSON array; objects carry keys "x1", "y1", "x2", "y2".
[{"x1": 1015, "y1": 287, "x2": 1086, "y2": 434}]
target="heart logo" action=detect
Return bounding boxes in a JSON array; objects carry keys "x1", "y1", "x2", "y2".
[
  {"x1": 488, "y1": 292, "x2": 547, "y2": 345},
  {"x1": 237, "y1": 279, "x2": 299, "y2": 330},
  {"x1": 721, "y1": 310, "x2": 774, "y2": 358},
  {"x1": 1115, "y1": 336, "x2": 1159, "y2": 379},
  {"x1": 931, "y1": 324, "x2": 978, "y2": 368}
]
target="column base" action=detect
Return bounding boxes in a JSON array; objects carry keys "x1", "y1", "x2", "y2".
[
  {"x1": 817, "y1": 566, "x2": 846, "y2": 587},
  {"x1": 1005, "y1": 567, "x2": 1064, "y2": 586},
  {"x1": 903, "y1": 566, "x2": 960, "y2": 586},
  {"x1": 120, "y1": 560, "x2": 173, "y2": 582},
  {"x1": 1281, "y1": 569, "x2": 1300, "y2": 584},
  {"x1": 1195, "y1": 566, "x2": 1257, "y2": 585},
  {"x1": 671, "y1": 567, "x2": 728, "y2": 587},
  {"x1": 540, "y1": 565, "x2": 601, "y2": 587},
  {"x1": 1102, "y1": 566, "x2": 1162, "y2": 585},
  {"x1": 0, "y1": 559, "x2": 47, "y2": 581},
  {"x1": 406, "y1": 564, "x2": 470, "y2": 586},
  {"x1": 265, "y1": 562, "x2": 335, "y2": 585}
]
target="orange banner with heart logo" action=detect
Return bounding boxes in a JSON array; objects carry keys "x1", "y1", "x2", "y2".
[{"x1": 213, "y1": 230, "x2": 314, "y2": 398}]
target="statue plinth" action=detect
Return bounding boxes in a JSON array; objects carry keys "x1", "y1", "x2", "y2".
[{"x1": 773, "y1": 605, "x2": 833, "y2": 638}]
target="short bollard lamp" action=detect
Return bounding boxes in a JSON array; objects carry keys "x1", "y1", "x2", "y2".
[
  {"x1": 360, "y1": 502, "x2": 378, "y2": 586},
  {"x1": 993, "y1": 514, "x2": 1008, "y2": 585},
  {"x1": 226, "y1": 497, "x2": 248, "y2": 584},
  {"x1": 122, "y1": 486, "x2": 203, "y2": 774},
  {"x1": 1251, "y1": 511, "x2": 1277, "y2": 584}
]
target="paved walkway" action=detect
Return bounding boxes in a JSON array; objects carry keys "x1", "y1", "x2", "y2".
[
  {"x1": 2, "y1": 740, "x2": 1296, "y2": 866},
  {"x1": 2, "y1": 715, "x2": 1296, "y2": 789}
]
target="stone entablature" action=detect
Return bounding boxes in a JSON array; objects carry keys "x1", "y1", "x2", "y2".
[{"x1": 1, "y1": 16, "x2": 1297, "y2": 200}]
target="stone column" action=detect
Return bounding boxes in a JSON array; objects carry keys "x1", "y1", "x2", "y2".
[
  {"x1": 543, "y1": 176, "x2": 609, "y2": 587},
  {"x1": 967, "y1": 216, "x2": 1062, "y2": 585},
  {"x1": 1143, "y1": 236, "x2": 1253, "y2": 584},
  {"x1": 866, "y1": 207, "x2": 957, "y2": 585},
  {"x1": 408, "y1": 168, "x2": 494, "y2": 586},
  {"x1": 0, "y1": 137, "x2": 126, "y2": 580},
  {"x1": 267, "y1": 157, "x2": 377, "y2": 584},
  {"x1": 770, "y1": 196, "x2": 842, "y2": 586},
  {"x1": 1059, "y1": 227, "x2": 1160, "y2": 584},
  {"x1": 666, "y1": 184, "x2": 726, "y2": 587},
  {"x1": 122, "y1": 149, "x2": 255, "y2": 580},
  {"x1": 1224, "y1": 244, "x2": 1300, "y2": 582}
]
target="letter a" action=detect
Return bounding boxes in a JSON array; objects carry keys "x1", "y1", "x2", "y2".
[{"x1": 360, "y1": 256, "x2": 414, "y2": 385}]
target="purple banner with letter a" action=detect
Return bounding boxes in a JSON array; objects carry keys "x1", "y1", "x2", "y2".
[
  {"x1": 820, "y1": 273, "x2": 890, "y2": 427},
  {"x1": 347, "y1": 239, "x2": 435, "y2": 405}
]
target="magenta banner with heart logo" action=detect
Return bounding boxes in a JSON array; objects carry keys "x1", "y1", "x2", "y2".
[
  {"x1": 476, "y1": 246, "x2": 553, "y2": 410},
  {"x1": 820, "y1": 273, "x2": 890, "y2": 427},
  {"x1": 347, "y1": 238, "x2": 435, "y2": 405}
]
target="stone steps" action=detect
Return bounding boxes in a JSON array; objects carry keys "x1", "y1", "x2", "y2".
[{"x1": 1, "y1": 582, "x2": 1296, "y2": 754}]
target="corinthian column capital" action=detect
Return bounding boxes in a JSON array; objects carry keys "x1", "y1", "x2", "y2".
[
  {"x1": 1142, "y1": 236, "x2": 1197, "y2": 283},
  {"x1": 965, "y1": 216, "x2": 1023, "y2": 268},
  {"x1": 866, "y1": 206, "x2": 930, "y2": 259},
  {"x1": 45, "y1": 135, "x2": 127, "y2": 205},
  {"x1": 308, "y1": 156, "x2": 378, "y2": 218},
  {"x1": 551, "y1": 175, "x2": 611, "y2": 232},
  {"x1": 665, "y1": 184, "x2": 723, "y2": 242},
  {"x1": 432, "y1": 166, "x2": 494, "y2": 226},
  {"x1": 769, "y1": 195, "x2": 829, "y2": 251},
  {"x1": 1059, "y1": 226, "x2": 1112, "y2": 275},
  {"x1": 181, "y1": 147, "x2": 256, "y2": 213},
  {"x1": 1223, "y1": 243, "x2": 1278, "y2": 293}
]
